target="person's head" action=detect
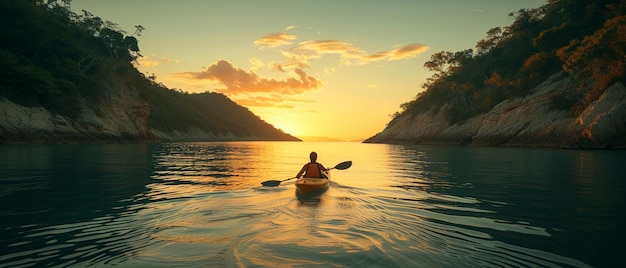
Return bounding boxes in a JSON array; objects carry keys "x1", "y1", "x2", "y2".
[{"x1": 309, "y1": 151, "x2": 318, "y2": 162}]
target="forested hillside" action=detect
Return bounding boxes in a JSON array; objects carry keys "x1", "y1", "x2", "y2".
[
  {"x1": 367, "y1": 0, "x2": 626, "y2": 148},
  {"x1": 0, "y1": 0, "x2": 299, "y2": 143},
  {"x1": 393, "y1": 0, "x2": 625, "y2": 124}
]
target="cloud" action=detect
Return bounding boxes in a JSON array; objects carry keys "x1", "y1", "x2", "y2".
[
  {"x1": 173, "y1": 60, "x2": 321, "y2": 95},
  {"x1": 268, "y1": 62, "x2": 285, "y2": 72},
  {"x1": 252, "y1": 30, "x2": 428, "y2": 70},
  {"x1": 292, "y1": 40, "x2": 365, "y2": 58},
  {"x1": 369, "y1": 44, "x2": 430, "y2": 61},
  {"x1": 234, "y1": 94, "x2": 314, "y2": 108},
  {"x1": 254, "y1": 33, "x2": 297, "y2": 50},
  {"x1": 170, "y1": 31, "x2": 428, "y2": 110},
  {"x1": 248, "y1": 58, "x2": 284, "y2": 72},
  {"x1": 249, "y1": 58, "x2": 264, "y2": 71},
  {"x1": 283, "y1": 40, "x2": 429, "y2": 67},
  {"x1": 136, "y1": 54, "x2": 179, "y2": 67},
  {"x1": 136, "y1": 57, "x2": 159, "y2": 67}
]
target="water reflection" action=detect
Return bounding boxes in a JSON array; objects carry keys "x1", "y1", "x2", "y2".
[
  {"x1": 374, "y1": 145, "x2": 622, "y2": 267},
  {"x1": 1, "y1": 142, "x2": 624, "y2": 267},
  {"x1": 0, "y1": 144, "x2": 155, "y2": 267},
  {"x1": 295, "y1": 183, "x2": 330, "y2": 207}
]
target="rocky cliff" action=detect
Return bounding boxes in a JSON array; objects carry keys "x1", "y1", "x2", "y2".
[
  {"x1": 365, "y1": 74, "x2": 626, "y2": 149},
  {"x1": 0, "y1": 1, "x2": 301, "y2": 144},
  {"x1": 0, "y1": 77, "x2": 154, "y2": 143},
  {"x1": 0, "y1": 76, "x2": 299, "y2": 144}
]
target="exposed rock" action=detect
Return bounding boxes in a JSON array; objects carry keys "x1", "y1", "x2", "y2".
[
  {"x1": 566, "y1": 81, "x2": 626, "y2": 148},
  {"x1": 0, "y1": 77, "x2": 155, "y2": 143},
  {"x1": 0, "y1": 76, "x2": 299, "y2": 143},
  {"x1": 366, "y1": 75, "x2": 626, "y2": 149},
  {"x1": 0, "y1": 98, "x2": 78, "y2": 142}
]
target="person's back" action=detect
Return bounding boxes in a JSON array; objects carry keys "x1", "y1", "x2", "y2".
[
  {"x1": 296, "y1": 152, "x2": 327, "y2": 179},
  {"x1": 303, "y1": 162, "x2": 323, "y2": 178}
]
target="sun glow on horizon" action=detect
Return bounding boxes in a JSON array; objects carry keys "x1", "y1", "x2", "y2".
[
  {"x1": 71, "y1": 0, "x2": 547, "y2": 141},
  {"x1": 259, "y1": 111, "x2": 305, "y2": 138}
]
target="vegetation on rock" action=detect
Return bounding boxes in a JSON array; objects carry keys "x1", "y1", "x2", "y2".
[
  {"x1": 394, "y1": 0, "x2": 626, "y2": 124},
  {"x1": 0, "y1": 0, "x2": 298, "y2": 142}
]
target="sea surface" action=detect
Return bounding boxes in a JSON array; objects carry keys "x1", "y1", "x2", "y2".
[{"x1": 0, "y1": 142, "x2": 624, "y2": 267}]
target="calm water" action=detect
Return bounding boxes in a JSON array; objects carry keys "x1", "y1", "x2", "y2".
[{"x1": 1, "y1": 142, "x2": 625, "y2": 267}]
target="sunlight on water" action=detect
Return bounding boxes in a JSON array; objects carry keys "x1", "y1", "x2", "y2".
[{"x1": 1, "y1": 142, "x2": 624, "y2": 267}]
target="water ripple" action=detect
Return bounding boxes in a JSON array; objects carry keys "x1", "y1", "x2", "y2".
[
  {"x1": 322, "y1": 184, "x2": 591, "y2": 268},
  {"x1": 2, "y1": 142, "x2": 620, "y2": 267},
  {"x1": 1, "y1": 204, "x2": 157, "y2": 267}
]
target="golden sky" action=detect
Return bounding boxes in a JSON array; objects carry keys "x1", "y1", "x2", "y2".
[{"x1": 72, "y1": 0, "x2": 546, "y2": 141}]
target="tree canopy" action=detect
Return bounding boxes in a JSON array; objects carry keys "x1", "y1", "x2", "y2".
[
  {"x1": 395, "y1": 0, "x2": 626, "y2": 124},
  {"x1": 0, "y1": 0, "x2": 143, "y2": 116},
  {"x1": 0, "y1": 0, "x2": 298, "y2": 141}
]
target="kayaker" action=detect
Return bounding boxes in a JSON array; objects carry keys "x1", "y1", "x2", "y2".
[{"x1": 296, "y1": 152, "x2": 328, "y2": 179}]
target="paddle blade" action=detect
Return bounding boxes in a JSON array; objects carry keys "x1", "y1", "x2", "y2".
[
  {"x1": 261, "y1": 180, "x2": 282, "y2": 187},
  {"x1": 333, "y1": 161, "x2": 352, "y2": 170},
  {"x1": 261, "y1": 177, "x2": 296, "y2": 187}
]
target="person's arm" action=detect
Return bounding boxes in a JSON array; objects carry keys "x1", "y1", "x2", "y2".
[
  {"x1": 296, "y1": 164, "x2": 308, "y2": 178},
  {"x1": 319, "y1": 163, "x2": 327, "y2": 171}
]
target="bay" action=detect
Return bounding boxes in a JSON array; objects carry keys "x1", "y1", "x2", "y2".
[{"x1": 0, "y1": 142, "x2": 624, "y2": 267}]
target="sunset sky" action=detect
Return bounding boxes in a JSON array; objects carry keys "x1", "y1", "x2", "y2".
[{"x1": 71, "y1": 0, "x2": 546, "y2": 141}]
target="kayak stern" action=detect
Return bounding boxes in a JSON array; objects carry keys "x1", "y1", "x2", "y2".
[{"x1": 295, "y1": 171, "x2": 330, "y2": 194}]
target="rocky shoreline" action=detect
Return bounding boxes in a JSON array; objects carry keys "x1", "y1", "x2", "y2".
[
  {"x1": 0, "y1": 78, "x2": 299, "y2": 144},
  {"x1": 365, "y1": 75, "x2": 626, "y2": 149}
]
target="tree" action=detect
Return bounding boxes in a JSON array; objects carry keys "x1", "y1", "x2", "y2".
[
  {"x1": 476, "y1": 27, "x2": 504, "y2": 55},
  {"x1": 423, "y1": 49, "x2": 473, "y2": 80},
  {"x1": 506, "y1": 8, "x2": 543, "y2": 44},
  {"x1": 557, "y1": 15, "x2": 626, "y2": 91}
]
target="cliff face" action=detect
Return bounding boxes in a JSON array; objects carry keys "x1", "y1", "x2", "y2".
[
  {"x1": 0, "y1": 77, "x2": 154, "y2": 143},
  {"x1": 0, "y1": 76, "x2": 299, "y2": 144},
  {"x1": 365, "y1": 75, "x2": 626, "y2": 149},
  {"x1": 0, "y1": 1, "x2": 301, "y2": 144},
  {"x1": 141, "y1": 89, "x2": 301, "y2": 142}
]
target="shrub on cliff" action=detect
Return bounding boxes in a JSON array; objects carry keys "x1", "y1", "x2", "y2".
[
  {"x1": 0, "y1": 0, "x2": 141, "y2": 118},
  {"x1": 396, "y1": 0, "x2": 626, "y2": 124}
]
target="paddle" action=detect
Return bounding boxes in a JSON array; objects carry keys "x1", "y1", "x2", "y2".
[{"x1": 261, "y1": 160, "x2": 352, "y2": 187}]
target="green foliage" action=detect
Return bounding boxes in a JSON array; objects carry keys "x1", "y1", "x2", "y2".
[
  {"x1": 0, "y1": 0, "x2": 141, "y2": 117},
  {"x1": 1, "y1": 0, "x2": 296, "y2": 141},
  {"x1": 557, "y1": 14, "x2": 626, "y2": 115},
  {"x1": 396, "y1": 0, "x2": 626, "y2": 124},
  {"x1": 134, "y1": 78, "x2": 296, "y2": 140}
]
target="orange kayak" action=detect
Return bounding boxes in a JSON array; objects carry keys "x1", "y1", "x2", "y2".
[{"x1": 295, "y1": 170, "x2": 330, "y2": 194}]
